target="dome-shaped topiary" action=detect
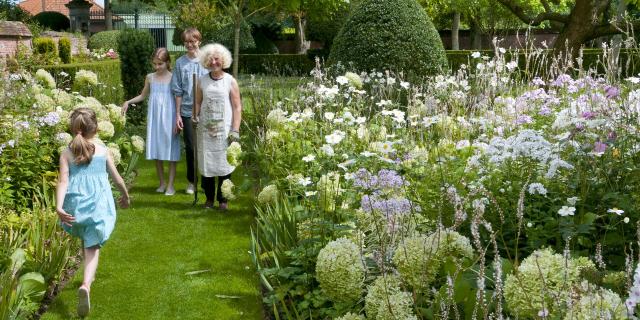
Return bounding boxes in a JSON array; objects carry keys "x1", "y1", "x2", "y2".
[{"x1": 328, "y1": 0, "x2": 447, "y2": 77}]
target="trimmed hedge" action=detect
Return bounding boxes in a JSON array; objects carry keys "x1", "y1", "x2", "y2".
[
  {"x1": 34, "y1": 60, "x2": 124, "y2": 105},
  {"x1": 118, "y1": 29, "x2": 155, "y2": 125},
  {"x1": 237, "y1": 54, "x2": 315, "y2": 76},
  {"x1": 88, "y1": 30, "x2": 122, "y2": 52},
  {"x1": 58, "y1": 37, "x2": 71, "y2": 64},
  {"x1": 329, "y1": 0, "x2": 447, "y2": 77},
  {"x1": 33, "y1": 37, "x2": 56, "y2": 55}
]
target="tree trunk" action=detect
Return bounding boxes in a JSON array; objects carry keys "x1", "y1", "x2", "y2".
[
  {"x1": 232, "y1": 15, "x2": 241, "y2": 78},
  {"x1": 552, "y1": 0, "x2": 599, "y2": 56},
  {"x1": 452, "y1": 12, "x2": 460, "y2": 50},
  {"x1": 293, "y1": 14, "x2": 308, "y2": 54},
  {"x1": 105, "y1": 0, "x2": 112, "y2": 31}
]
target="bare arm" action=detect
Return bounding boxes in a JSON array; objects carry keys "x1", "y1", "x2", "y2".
[
  {"x1": 122, "y1": 75, "x2": 151, "y2": 114},
  {"x1": 55, "y1": 151, "x2": 75, "y2": 226},
  {"x1": 229, "y1": 78, "x2": 242, "y2": 132},
  {"x1": 193, "y1": 79, "x2": 202, "y2": 123},
  {"x1": 106, "y1": 150, "x2": 130, "y2": 208}
]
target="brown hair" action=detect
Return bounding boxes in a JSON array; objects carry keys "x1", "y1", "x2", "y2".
[
  {"x1": 152, "y1": 47, "x2": 171, "y2": 71},
  {"x1": 181, "y1": 28, "x2": 201, "y2": 42},
  {"x1": 69, "y1": 108, "x2": 97, "y2": 165}
]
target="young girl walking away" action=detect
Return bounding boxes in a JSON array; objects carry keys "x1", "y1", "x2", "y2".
[
  {"x1": 123, "y1": 47, "x2": 181, "y2": 195},
  {"x1": 56, "y1": 107, "x2": 130, "y2": 317}
]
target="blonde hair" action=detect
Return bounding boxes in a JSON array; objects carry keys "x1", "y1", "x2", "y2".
[
  {"x1": 181, "y1": 28, "x2": 202, "y2": 42},
  {"x1": 198, "y1": 43, "x2": 233, "y2": 69},
  {"x1": 69, "y1": 108, "x2": 97, "y2": 165},
  {"x1": 152, "y1": 47, "x2": 172, "y2": 71}
]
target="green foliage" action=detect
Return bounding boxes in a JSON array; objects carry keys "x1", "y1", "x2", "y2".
[
  {"x1": 244, "y1": 31, "x2": 279, "y2": 54},
  {"x1": 33, "y1": 37, "x2": 56, "y2": 55},
  {"x1": 237, "y1": 54, "x2": 315, "y2": 76},
  {"x1": 58, "y1": 37, "x2": 71, "y2": 64},
  {"x1": 329, "y1": 0, "x2": 447, "y2": 77},
  {"x1": 211, "y1": 21, "x2": 256, "y2": 52},
  {"x1": 117, "y1": 29, "x2": 155, "y2": 125},
  {"x1": 172, "y1": 0, "x2": 228, "y2": 45},
  {"x1": 306, "y1": 1, "x2": 349, "y2": 50},
  {"x1": 88, "y1": 30, "x2": 122, "y2": 52},
  {"x1": 33, "y1": 11, "x2": 69, "y2": 31},
  {"x1": 0, "y1": 0, "x2": 31, "y2": 21}
]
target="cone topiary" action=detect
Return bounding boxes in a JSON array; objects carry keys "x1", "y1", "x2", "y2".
[{"x1": 328, "y1": 0, "x2": 447, "y2": 78}]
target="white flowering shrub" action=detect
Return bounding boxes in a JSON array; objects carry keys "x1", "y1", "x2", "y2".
[
  {"x1": 221, "y1": 179, "x2": 236, "y2": 200},
  {"x1": 316, "y1": 238, "x2": 364, "y2": 304},
  {"x1": 227, "y1": 142, "x2": 242, "y2": 167},
  {"x1": 365, "y1": 275, "x2": 416, "y2": 320},
  {"x1": 257, "y1": 184, "x2": 278, "y2": 204}
]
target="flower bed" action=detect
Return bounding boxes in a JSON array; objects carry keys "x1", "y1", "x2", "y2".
[
  {"x1": 0, "y1": 68, "x2": 143, "y2": 317},
  {"x1": 247, "y1": 49, "x2": 640, "y2": 318}
]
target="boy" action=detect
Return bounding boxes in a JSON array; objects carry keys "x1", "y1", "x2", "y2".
[{"x1": 170, "y1": 28, "x2": 208, "y2": 194}]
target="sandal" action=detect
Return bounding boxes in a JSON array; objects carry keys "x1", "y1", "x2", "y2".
[{"x1": 77, "y1": 286, "x2": 90, "y2": 317}]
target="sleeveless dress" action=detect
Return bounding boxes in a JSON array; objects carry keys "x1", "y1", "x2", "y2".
[
  {"x1": 62, "y1": 148, "x2": 116, "y2": 248},
  {"x1": 147, "y1": 73, "x2": 181, "y2": 161},
  {"x1": 196, "y1": 72, "x2": 236, "y2": 177}
]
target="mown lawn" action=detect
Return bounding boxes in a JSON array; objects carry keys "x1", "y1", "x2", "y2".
[{"x1": 41, "y1": 159, "x2": 263, "y2": 319}]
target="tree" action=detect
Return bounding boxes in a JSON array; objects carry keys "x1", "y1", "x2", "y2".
[{"x1": 496, "y1": 0, "x2": 640, "y2": 54}]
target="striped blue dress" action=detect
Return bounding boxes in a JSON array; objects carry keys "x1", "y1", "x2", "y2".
[
  {"x1": 147, "y1": 73, "x2": 181, "y2": 161},
  {"x1": 62, "y1": 151, "x2": 116, "y2": 248}
]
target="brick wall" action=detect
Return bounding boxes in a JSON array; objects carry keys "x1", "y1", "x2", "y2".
[{"x1": 0, "y1": 37, "x2": 31, "y2": 58}]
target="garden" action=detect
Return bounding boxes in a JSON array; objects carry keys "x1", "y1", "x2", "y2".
[{"x1": 3, "y1": 0, "x2": 640, "y2": 319}]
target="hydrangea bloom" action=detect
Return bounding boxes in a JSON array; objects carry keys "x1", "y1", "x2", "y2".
[
  {"x1": 39, "y1": 111, "x2": 61, "y2": 126},
  {"x1": 98, "y1": 121, "x2": 115, "y2": 140},
  {"x1": 316, "y1": 238, "x2": 364, "y2": 304},
  {"x1": 35, "y1": 69, "x2": 56, "y2": 89},
  {"x1": 221, "y1": 179, "x2": 236, "y2": 200},
  {"x1": 503, "y1": 248, "x2": 595, "y2": 319},
  {"x1": 393, "y1": 229, "x2": 473, "y2": 291},
  {"x1": 35, "y1": 93, "x2": 55, "y2": 110},
  {"x1": 107, "y1": 143, "x2": 121, "y2": 165},
  {"x1": 227, "y1": 142, "x2": 242, "y2": 166},
  {"x1": 266, "y1": 108, "x2": 287, "y2": 126},
  {"x1": 365, "y1": 275, "x2": 416, "y2": 320},
  {"x1": 257, "y1": 184, "x2": 278, "y2": 204},
  {"x1": 51, "y1": 89, "x2": 73, "y2": 108},
  {"x1": 335, "y1": 312, "x2": 364, "y2": 320},
  {"x1": 565, "y1": 281, "x2": 627, "y2": 320},
  {"x1": 344, "y1": 72, "x2": 363, "y2": 89},
  {"x1": 130, "y1": 135, "x2": 145, "y2": 153},
  {"x1": 75, "y1": 70, "x2": 98, "y2": 87},
  {"x1": 107, "y1": 104, "x2": 126, "y2": 129},
  {"x1": 55, "y1": 132, "x2": 72, "y2": 146}
]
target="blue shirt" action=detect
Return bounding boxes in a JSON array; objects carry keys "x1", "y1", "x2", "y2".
[{"x1": 170, "y1": 54, "x2": 208, "y2": 117}]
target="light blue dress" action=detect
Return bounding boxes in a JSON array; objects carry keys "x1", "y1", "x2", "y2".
[
  {"x1": 62, "y1": 150, "x2": 116, "y2": 248},
  {"x1": 147, "y1": 73, "x2": 181, "y2": 161}
]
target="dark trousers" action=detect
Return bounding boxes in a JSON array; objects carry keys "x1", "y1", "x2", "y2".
[
  {"x1": 202, "y1": 174, "x2": 231, "y2": 203},
  {"x1": 182, "y1": 116, "x2": 195, "y2": 184}
]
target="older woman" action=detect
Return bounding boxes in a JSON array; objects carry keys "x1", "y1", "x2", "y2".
[{"x1": 192, "y1": 43, "x2": 242, "y2": 210}]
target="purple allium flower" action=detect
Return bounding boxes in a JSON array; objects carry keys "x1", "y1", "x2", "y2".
[
  {"x1": 581, "y1": 111, "x2": 597, "y2": 119},
  {"x1": 605, "y1": 85, "x2": 620, "y2": 99},
  {"x1": 516, "y1": 115, "x2": 533, "y2": 125},
  {"x1": 594, "y1": 141, "x2": 607, "y2": 154}
]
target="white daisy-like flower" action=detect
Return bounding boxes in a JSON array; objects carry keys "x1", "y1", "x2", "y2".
[
  {"x1": 305, "y1": 191, "x2": 317, "y2": 197},
  {"x1": 298, "y1": 177, "x2": 313, "y2": 187},
  {"x1": 624, "y1": 217, "x2": 630, "y2": 223},
  {"x1": 336, "y1": 76, "x2": 349, "y2": 85},
  {"x1": 325, "y1": 130, "x2": 345, "y2": 145},
  {"x1": 567, "y1": 197, "x2": 579, "y2": 206},
  {"x1": 360, "y1": 151, "x2": 376, "y2": 157},
  {"x1": 607, "y1": 208, "x2": 624, "y2": 215},
  {"x1": 471, "y1": 51, "x2": 481, "y2": 58},
  {"x1": 302, "y1": 154, "x2": 316, "y2": 162},
  {"x1": 320, "y1": 144, "x2": 334, "y2": 156},
  {"x1": 324, "y1": 112, "x2": 335, "y2": 121}
]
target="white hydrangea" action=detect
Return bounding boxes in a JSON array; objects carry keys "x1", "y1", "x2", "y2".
[
  {"x1": 98, "y1": 121, "x2": 115, "y2": 140},
  {"x1": 266, "y1": 108, "x2": 287, "y2": 126},
  {"x1": 316, "y1": 238, "x2": 364, "y2": 304},
  {"x1": 344, "y1": 72, "x2": 363, "y2": 89},
  {"x1": 51, "y1": 89, "x2": 73, "y2": 109},
  {"x1": 564, "y1": 281, "x2": 627, "y2": 320},
  {"x1": 257, "y1": 184, "x2": 278, "y2": 204},
  {"x1": 335, "y1": 312, "x2": 365, "y2": 320},
  {"x1": 365, "y1": 275, "x2": 416, "y2": 320},
  {"x1": 75, "y1": 69, "x2": 98, "y2": 87},
  {"x1": 130, "y1": 135, "x2": 145, "y2": 153},
  {"x1": 227, "y1": 141, "x2": 242, "y2": 166},
  {"x1": 107, "y1": 104, "x2": 126, "y2": 130},
  {"x1": 221, "y1": 179, "x2": 236, "y2": 200},
  {"x1": 35, "y1": 69, "x2": 56, "y2": 89},
  {"x1": 107, "y1": 143, "x2": 121, "y2": 165},
  {"x1": 35, "y1": 93, "x2": 55, "y2": 110}
]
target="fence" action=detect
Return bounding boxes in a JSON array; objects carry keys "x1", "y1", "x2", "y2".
[{"x1": 90, "y1": 10, "x2": 184, "y2": 52}]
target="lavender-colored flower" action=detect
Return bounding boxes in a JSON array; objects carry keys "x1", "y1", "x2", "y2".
[
  {"x1": 531, "y1": 77, "x2": 545, "y2": 86},
  {"x1": 594, "y1": 141, "x2": 607, "y2": 154},
  {"x1": 40, "y1": 112, "x2": 61, "y2": 126},
  {"x1": 352, "y1": 168, "x2": 407, "y2": 191},
  {"x1": 538, "y1": 106, "x2": 551, "y2": 115},
  {"x1": 14, "y1": 121, "x2": 29, "y2": 130},
  {"x1": 581, "y1": 111, "x2": 597, "y2": 119},
  {"x1": 516, "y1": 115, "x2": 533, "y2": 125},
  {"x1": 605, "y1": 85, "x2": 620, "y2": 99}
]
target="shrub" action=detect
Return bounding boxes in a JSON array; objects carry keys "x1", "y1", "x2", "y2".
[
  {"x1": 58, "y1": 37, "x2": 71, "y2": 64},
  {"x1": 237, "y1": 54, "x2": 315, "y2": 76},
  {"x1": 117, "y1": 29, "x2": 155, "y2": 124},
  {"x1": 212, "y1": 21, "x2": 256, "y2": 52},
  {"x1": 88, "y1": 30, "x2": 122, "y2": 52},
  {"x1": 328, "y1": 0, "x2": 447, "y2": 77},
  {"x1": 32, "y1": 37, "x2": 56, "y2": 55}
]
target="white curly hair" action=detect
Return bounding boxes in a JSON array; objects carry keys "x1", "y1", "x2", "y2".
[{"x1": 198, "y1": 43, "x2": 233, "y2": 69}]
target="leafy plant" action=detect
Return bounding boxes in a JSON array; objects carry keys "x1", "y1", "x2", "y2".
[
  {"x1": 58, "y1": 37, "x2": 71, "y2": 64},
  {"x1": 117, "y1": 29, "x2": 155, "y2": 125}
]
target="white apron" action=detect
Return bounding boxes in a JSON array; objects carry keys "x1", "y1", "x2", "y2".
[{"x1": 196, "y1": 72, "x2": 235, "y2": 177}]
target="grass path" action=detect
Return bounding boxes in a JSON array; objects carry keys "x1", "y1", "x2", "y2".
[{"x1": 41, "y1": 159, "x2": 263, "y2": 319}]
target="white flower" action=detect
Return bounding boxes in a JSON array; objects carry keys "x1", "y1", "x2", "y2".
[
  {"x1": 336, "y1": 76, "x2": 349, "y2": 85},
  {"x1": 325, "y1": 130, "x2": 345, "y2": 145},
  {"x1": 75, "y1": 69, "x2": 98, "y2": 87},
  {"x1": 298, "y1": 177, "x2": 313, "y2": 187},
  {"x1": 498, "y1": 47, "x2": 506, "y2": 54},
  {"x1": 627, "y1": 77, "x2": 640, "y2": 84},
  {"x1": 360, "y1": 151, "x2": 376, "y2": 157},
  {"x1": 376, "y1": 100, "x2": 392, "y2": 107},
  {"x1": 373, "y1": 141, "x2": 394, "y2": 154},
  {"x1": 527, "y1": 222, "x2": 533, "y2": 228},
  {"x1": 221, "y1": 179, "x2": 236, "y2": 200},
  {"x1": 607, "y1": 208, "x2": 624, "y2": 215},
  {"x1": 455, "y1": 140, "x2": 471, "y2": 149},
  {"x1": 305, "y1": 191, "x2": 317, "y2": 197},
  {"x1": 320, "y1": 144, "x2": 334, "y2": 156},
  {"x1": 567, "y1": 197, "x2": 579, "y2": 206},
  {"x1": 471, "y1": 51, "x2": 481, "y2": 58},
  {"x1": 558, "y1": 206, "x2": 576, "y2": 217},
  {"x1": 506, "y1": 61, "x2": 518, "y2": 71},
  {"x1": 528, "y1": 183, "x2": 547, "y2": 196},
  {"x1": 400, "y1": 81, "x2": 410, "y2": 89},
  {"x1": 35, "y1": 69, "x2": 56, "y2": 89},
  {"x1": 624, "y1": 217, "x2": 630, "y2": 224},
  {"x1": 302, "y1": 154, "x2": 316, "y2": 162},
  {"x1": 324, "y1": 112, "x2": 335, "y2": 121},
  {"x1": 131, "y1": 135, "x2": 145, "y2": 153}
]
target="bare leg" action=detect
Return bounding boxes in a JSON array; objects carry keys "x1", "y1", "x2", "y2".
[
  {"x1": 155, "y1": 160, "x2": 165, "y2": 192},
  {"x1": 81, "y1": 246, "x2": 100, "y2": 290},
  {"x1": 165, "y1": 161, "x2": 177, "y2": 195}
]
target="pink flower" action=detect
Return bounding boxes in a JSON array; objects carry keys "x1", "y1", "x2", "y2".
[{"x1": 594, "y1": 141, "x2": 607, "y2": 154}]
